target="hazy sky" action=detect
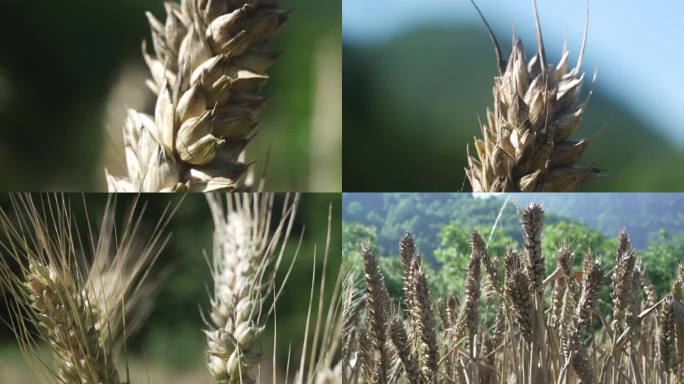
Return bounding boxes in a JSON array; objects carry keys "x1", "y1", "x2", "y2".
[{"x1": 344, "y1": 1, "x2": 684, "y2": 147}]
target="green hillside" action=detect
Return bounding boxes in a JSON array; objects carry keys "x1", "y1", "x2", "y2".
[{"x1": 343, "y1": 26, "x2": 684, "y2": 191}]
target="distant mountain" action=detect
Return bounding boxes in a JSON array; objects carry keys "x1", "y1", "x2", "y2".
[
  {"x1": 343, "y1": 193, "x2": 684, "y2": 256},
  {"x1": 511, "y1": 193, "x2": 684, "y2": 246},
  {"x1": 343, "y1": 26, "x2": 684, "y2": 191}
]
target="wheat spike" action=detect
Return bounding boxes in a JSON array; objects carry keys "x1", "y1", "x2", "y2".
[
  {"x1": 361, "y1": 246, "x2": 391, "y2": 383},
  {"x1": 24, "y1": 260, "x2": 122, "y2": 384},
  {"x1": 658, "y1": 296, "x2": 679, "y2": 373},
  {"x1": 205, "y1": 193, "x2": 298, "y2": 383},
  {"x1": 0, "y1": 194, "x2": 171, "y2": 384},
  {"x1": 520, "y1": 202, "x2": 545, "y2": 292},
  {"x1": 389, "y1": 315, "x2": 421, "y2": 383},
  {"x1": 107, "y1": 0, "x2": 288, "y2": 192},
  {"x1": 611, "y1": 243, "x2": 636, "y2": 323},
  {"x1": 504, "y1": 248, "x2": 533, "y2": 343},
  {"x1": 413, "y1": 267, "x2": 439, "y2": 381},
  {"x1": 466, "y1": 1, "x2": 602, "y2": 192}
]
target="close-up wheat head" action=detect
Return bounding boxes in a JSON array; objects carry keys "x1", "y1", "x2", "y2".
[
  {"x1": 205, "y1": 192, "x2": 348, "y2": 383},
  {"x1": 0, "y1": 194, "x2": 175, "y2": 383},
  {"x1": 343, "y1": 202, "x2": 684, "y2": 384},
  {"x1": 107, "y1": 1, "x2": 288, "y2": 192},
  {"x1": 205, "y1": 193, "x2": 299, "y2": 382},
  {"x1": 0, "y1": 193, "x2": 344, "y2": 383},
  {"x1": 466, "y1": 1, "x2": 603, "y2": 192}
]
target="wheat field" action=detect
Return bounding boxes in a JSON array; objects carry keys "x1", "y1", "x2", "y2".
[{"x1": 342, "y1": 202, "x2": 684, "y2": 384}]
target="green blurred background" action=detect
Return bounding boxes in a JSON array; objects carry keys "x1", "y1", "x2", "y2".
[
  {"x1": 0, "y1": 0, "x2": 341, "y2": 192},
  {"x1": 0, "y1": 193, "x2": 341, "y2": 383},
  {"x1": 343, "y1": 12, "x2": 684, "y2": 191}
]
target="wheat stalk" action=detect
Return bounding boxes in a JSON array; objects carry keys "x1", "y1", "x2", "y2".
[
  {"x1": 204, "y1": 192, "x2": 299, "y2": 383},
  {"x1": 466, "y1": 0, "x2": 602, "y2": 192},
  {"x1": 0, "y1": 194, "x2": 173, "y2": 384},
  {"x1": 107, "y1": 0, "x2": 288, "y2": 192}
]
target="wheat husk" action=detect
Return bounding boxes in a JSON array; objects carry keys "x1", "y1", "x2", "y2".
[
  {"x1": 108, "y1": 0, "x2": 288, "y2": 192},
  {"x1": 466, "y1": 1, "x2": 602, "y2": 192}
]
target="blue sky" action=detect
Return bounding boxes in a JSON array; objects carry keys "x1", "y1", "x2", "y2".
[{"x1": 343, "y1": 1, "x2": 684, "y2": 147}]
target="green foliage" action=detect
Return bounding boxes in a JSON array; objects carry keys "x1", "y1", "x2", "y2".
[
  {"x1": 431, "y1": 221, "x2": 516, "y2": 296},
  {"x1": 377, "y1": 256, "x2": 405, "y2": 300},
  {"x1": 343, "y1": 194, "x2": 521, "y2": 263},
  {"x1": 342, "y1": 221, "x2": 380, "y2": 268},
  {"x1": 640, "y1": 231, "x2": 684, "y2": 296},
  {"x1": 515, "y1": 193, "x2": 684, "y2": 248},
  {"x1": 541, "y1": 220, "x2": 616, "y2": 269}
]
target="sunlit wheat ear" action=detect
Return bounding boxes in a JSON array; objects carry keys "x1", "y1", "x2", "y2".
[
  {"x1": 466, "y1": 0, "x2": 603, "y2": 192},
  {"x1": 205, "y1": 192, "x2": 300, "y2": 383},
  {"x1": 107, "y1": 0, "x2": 289, "y2": 192},
  {"x1": 0, "y1": 193, "x2": 174, "y2": 384}
]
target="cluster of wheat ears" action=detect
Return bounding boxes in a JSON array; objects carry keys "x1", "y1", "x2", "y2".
[
  {"x1": 0, "y1": 193, "x2": 346, "y2": 384},
  {"x1": 343, "y1": 203, "x2": 684, "y2": 384}
]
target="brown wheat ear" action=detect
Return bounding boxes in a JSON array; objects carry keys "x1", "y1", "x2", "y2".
[
  {"x1": 466, "y1": 0, "x2": 603, "y2": 192},
  {"x1": 361, "y1": 246, "x2": 391, "y2": 383}
]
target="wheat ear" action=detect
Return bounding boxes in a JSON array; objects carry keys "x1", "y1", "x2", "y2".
[
  {"x1": 0, "y1": 194, "x2": 173, "y2": 384},
  {"x1": 204, "y1": 192, "x2": 299, "y2": 383},
  {"x1": 107, "y1": 0, "x2": 288, "y2": 192},
  {"x1": 361, "y1": 246, "x2": 391, "y2": 383},
  {"x1": 466, "y1": 0, "x2": 602, "y2": 192}
]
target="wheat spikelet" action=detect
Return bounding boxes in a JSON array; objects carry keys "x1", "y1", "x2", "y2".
[
  {"x1": 466, "y1": 1, "x2": 602, "y2": 192},
  {"x1": 107, "y1": 0, "x2": 288, "y2": 192},
  {"x1": 0, "y1": 194, "x2": 172, "y2": 384},
  {"x1": 205, "y1": 192, "x2": 299, "y2": 383}
]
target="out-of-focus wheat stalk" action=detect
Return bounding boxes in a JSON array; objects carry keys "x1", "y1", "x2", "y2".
[
  {"x1": 294, "y1": 206, "x2": 352, "y2": 384},
  {"x1": 343, "y1": 202, "x2": 684, "y2": 384},
  {"x1": 107, "y1": 0, "x2": 288, "y2": 192},
  {"x1": 466, "y1": 0, "x2": 603, "y2": 192},
  {"x1": 0, "y1": 194, "x2": 175, "y2": 384}
]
